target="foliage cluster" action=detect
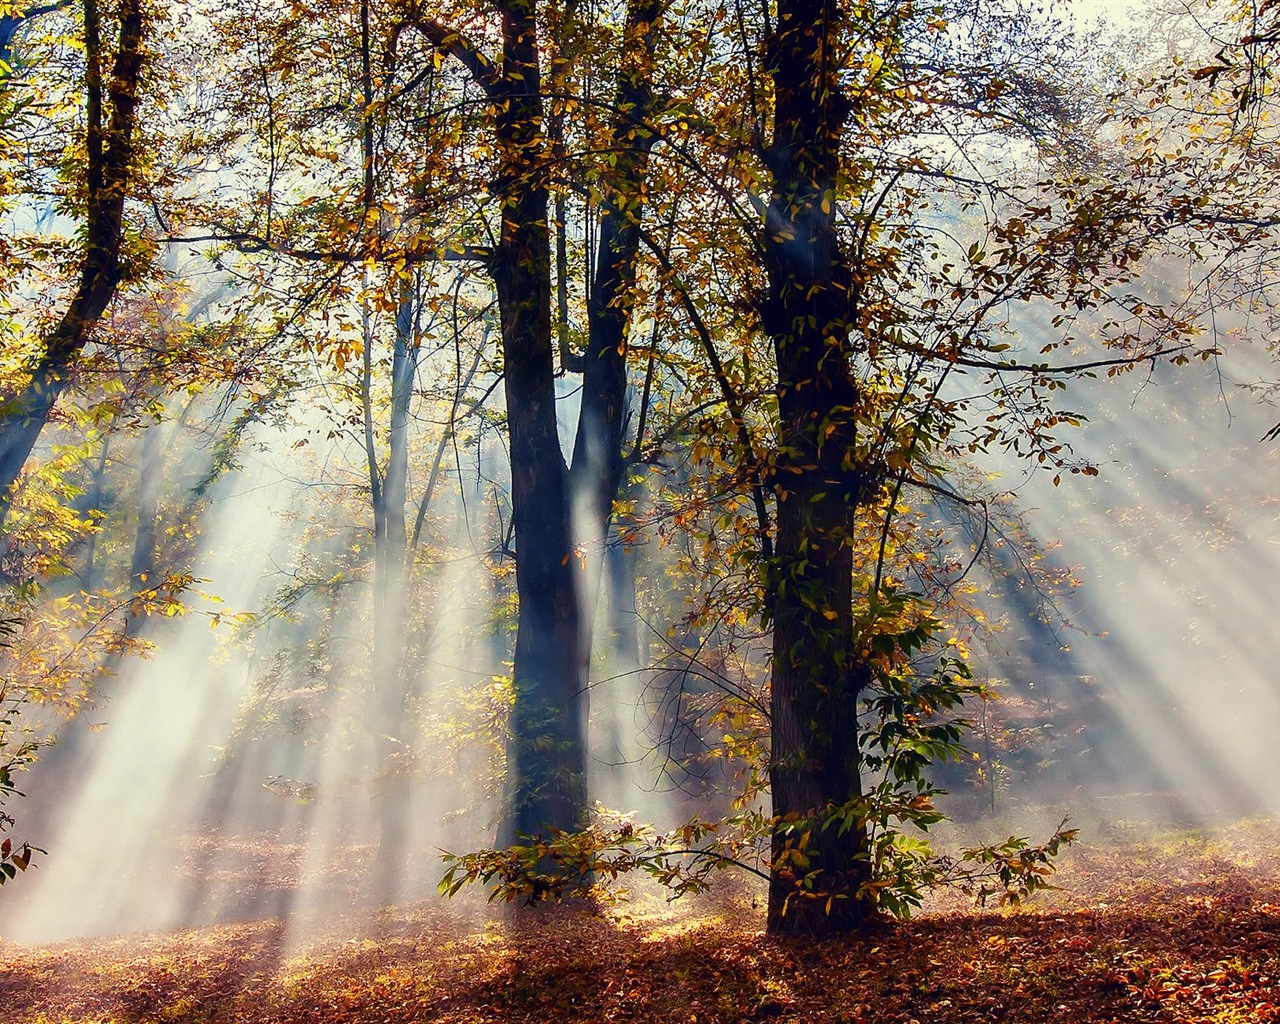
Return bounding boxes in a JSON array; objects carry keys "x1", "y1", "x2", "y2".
[
  {"x1": 0, "y1": 0, "x2": 1274, "y2": 936},
  {"x1": 0, "y1": 614, "x2": 38, "y2": 884},
  {"x1": 0, "y1": 688, "x2": 37, "y2": 885}
]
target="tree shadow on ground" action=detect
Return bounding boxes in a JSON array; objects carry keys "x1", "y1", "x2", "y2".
[{"x1": 2, "y1": 829, "x2": 1280, "y2": 1024}]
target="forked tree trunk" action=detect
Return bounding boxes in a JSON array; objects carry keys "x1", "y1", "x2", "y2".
[
  {"x1": 415, "y1": 0, "x2": 662, "y2": 844},
  {"x1": 761, "y1": 0, "x2": 875, "y2": 935},
  {"x1": 491, "y1": 0, "x2": 587, "y2": 839}
]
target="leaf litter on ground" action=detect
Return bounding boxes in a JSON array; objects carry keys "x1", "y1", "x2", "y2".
[{"x1": 2, "y1": 817, "x2": 1280, "y2": 1023}]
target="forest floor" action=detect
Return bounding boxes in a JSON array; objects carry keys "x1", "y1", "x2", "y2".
[{"x1": 2, "y1": 817, "x2": 1280, "y2": 1024}]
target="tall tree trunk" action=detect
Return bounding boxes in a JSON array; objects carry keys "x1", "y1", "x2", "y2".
[
  {"x1": 568, "y1": 0, "x2": 663, "y2": 689},
  {"x1": 0, "y1": 0, "x2": 146, "y2": 525},
  {"x1": 490, "y1": 0, "x2": 587, "y2": 840},
  {"x1": 761, "y1": 0, "x2": 874, "y2": 936},
  {"x1": 370, "y1": 277, "x2": 416, "y2": 899},
  {"x1": 569, "y1": 0, "x2": 662, "y2": 515},
  {"x1": 355, "y1": 0, "x2": 419, "y2": 897},
  {"x1": 123, "y1": 417, "x2": 163, "y2": 637}
]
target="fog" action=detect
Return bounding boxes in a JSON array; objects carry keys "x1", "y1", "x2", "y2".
[
  {"x1": 0, "y1": 368, "x2": 692, "y2": 943},
  {"x1": 964, "y1": 338, "x2": 1280, "y2": 832}
]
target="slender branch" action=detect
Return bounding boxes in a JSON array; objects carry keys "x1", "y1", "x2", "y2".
[
  {"x1": 409, "y1": 330, "x2": 487, "y2": 556},
  {"x1": 637, "y1": 226, "x2": 773, "y2": 560},
  {"x1": 396, "y1": 14, "x2": 502, "y2": 100},
  {"x1": 635, "y1": 847, "x2": 773, "y2": 882},
  {"x1": 165, "y1": 230, "x2": 493, "y2": 266},
  {"x1": 889, "y1": 341, "x2": 1195, "y2": 375}
]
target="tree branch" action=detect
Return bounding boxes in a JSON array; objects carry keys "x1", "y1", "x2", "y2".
[{"x1": 397, "y1": 14, "x2": 502, "y2": 100}]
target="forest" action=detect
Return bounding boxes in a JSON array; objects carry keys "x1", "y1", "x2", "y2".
[{"x1": 2, "y1": 0, "x2": 1280, "y2": 1020}]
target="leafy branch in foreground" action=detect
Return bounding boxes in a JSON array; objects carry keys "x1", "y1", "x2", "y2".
[
  {"x1": 437, "y1": 806, "x2": 1076, "y2": 920},
  {"x1": 0, "y1": 684, "x2": 40, "y2": 884},
  {"x1": 439, "y1": 603, "x2": 1078, "y2": 922},
  {"x1": 438, "y1": 811, "x2": 770, "y2": 906}
]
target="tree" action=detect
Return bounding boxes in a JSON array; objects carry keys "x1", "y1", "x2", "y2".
[
  {"x1": 748, "y1": 0, "x2": 1229, "y2": 932},
  {"x1": 0, "y1": 685, "x2": 37, "y2": 885},
  {"x1": 401, "y1": 0, "x2": 666, "y2": 840},
  {"x1": 755, "y1": 0, "x2": 877, "y2": 935},
  {"x1": 0, "y1": 0, "x2": 149, "y2": 523}
]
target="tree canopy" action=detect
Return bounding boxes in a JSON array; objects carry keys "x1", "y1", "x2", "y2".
[{"x1": 0, "y1": 0, "x2": 1274, "y2": 938}]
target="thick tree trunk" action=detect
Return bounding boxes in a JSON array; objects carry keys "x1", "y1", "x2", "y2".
[
  {"x1": 492, "y1": 0, "x2": 587, "y2": 840},
  {"x1": 761, "y1": 0, "x2": 875, "y2": 935},
  {"x1": 0, "y1": 0, "x2": 146, "y2": 526}
]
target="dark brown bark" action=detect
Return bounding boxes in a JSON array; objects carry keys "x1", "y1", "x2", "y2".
[
  {"x1": 0, "y1": 0, "x2": 147, "y2": 526},
  {"x1": 490, "y1": 0, "x2": 587, "y2": 840},
  {"x1": 761, "y1": 0, "x2": 875, "y2": 935},
  {"x1": 416, "y1": 0, "x2": 661, "y2": 843}
]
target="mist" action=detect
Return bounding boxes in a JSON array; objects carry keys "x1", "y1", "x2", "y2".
[
  {"x1": 3, "y1": 0, "x2": 1280, "y2": 954},
  {"x1": 955, "y1": 335, "x2": 1280, "y2": 835}
]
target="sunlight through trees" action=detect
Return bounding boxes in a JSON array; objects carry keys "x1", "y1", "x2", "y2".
[{"x1": 0, "y1": 0, "x2": 1278, "y2": 956}]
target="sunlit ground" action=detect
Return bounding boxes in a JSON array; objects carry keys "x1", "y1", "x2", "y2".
[{"x1": 3, "y1": 818, "x2": 1280, "y2": 1023}]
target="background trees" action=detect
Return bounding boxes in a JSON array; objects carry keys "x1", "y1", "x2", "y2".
[{"x1": 0, "y1": 0, "x2": 1266, "y2": 942}]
